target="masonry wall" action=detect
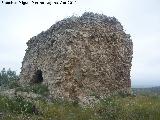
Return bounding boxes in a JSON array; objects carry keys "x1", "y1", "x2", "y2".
[{"x1": 20, "y1": 12, "x2": 133, "y2": 104}]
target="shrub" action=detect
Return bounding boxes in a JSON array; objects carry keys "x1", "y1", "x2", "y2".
[
  {"x1": 0, "y1": 95, "x2": 34, "y2": 114},
  {"x1": 95, "y1": 97, "x2": 123, "y2": 120},
  {"x1": 37, "y1": 99, "x2": 98, "y2": 120}
]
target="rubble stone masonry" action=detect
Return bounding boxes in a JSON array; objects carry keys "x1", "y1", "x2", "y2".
[{"x1": 20, "y1": 12, "x2": 133, "y2": 104}]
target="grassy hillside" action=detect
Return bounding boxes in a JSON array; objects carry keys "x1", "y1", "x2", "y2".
[
  {"x1": 0, "y1": 69, "x2": 160, "y2": 120},
  {"x1": 0, "y1": 87, "x2": 160, "y2": 120}
]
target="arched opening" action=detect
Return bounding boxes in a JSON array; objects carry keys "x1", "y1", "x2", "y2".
[{"x1": 32, "y1": 70, "x2": 43, "y2": 83}]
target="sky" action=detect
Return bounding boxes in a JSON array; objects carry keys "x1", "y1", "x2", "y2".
[{"x1": 0, "y1": 0, "x2": 160, "y2": 88}]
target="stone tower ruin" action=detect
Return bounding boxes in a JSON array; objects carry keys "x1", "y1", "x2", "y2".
[{"x1": 20, "y1": 12, "x2": 133, "y2": 104}]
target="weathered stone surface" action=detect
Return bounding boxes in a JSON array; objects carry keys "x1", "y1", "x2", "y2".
[
  {"x1": 20, "y1": 12, "x2": 133, "y2": 104},
  {"x1": 0, "y1": 89, "x2": 42, "y2": 99}
]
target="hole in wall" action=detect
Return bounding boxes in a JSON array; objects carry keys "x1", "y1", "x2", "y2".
[{"x1": 32, "y1": 70, "x2": 43, "y2": 83}]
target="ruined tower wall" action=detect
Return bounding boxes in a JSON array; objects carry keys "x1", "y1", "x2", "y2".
[{"x1": 20, "y1": 12, "x2": 133, "y2": 103}]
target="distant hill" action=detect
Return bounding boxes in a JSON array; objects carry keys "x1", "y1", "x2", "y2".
[{"x1": 132, "y1": 86, "x2": 160, "y2": 95}]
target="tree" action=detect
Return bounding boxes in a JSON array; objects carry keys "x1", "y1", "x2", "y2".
[{"x1": 0, "y1": 68, "x2": 19, "y2": 87}]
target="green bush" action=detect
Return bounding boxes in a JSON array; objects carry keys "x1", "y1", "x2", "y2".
[
  {"x1": 36, "y1": 99, "x2": 98, "y2": 120},
  {"x1": 8, "y1": 81, "x2": 20, "y2": 89},
  {"x1": 31, "y1": 84, "x2": 49, "y2": 96},
  {"x1": 96, "y1": 97, "x2": 123, "y2": 120},
  {"x1": 0, "y1": 95, "x2": 34, "y2": 114}
]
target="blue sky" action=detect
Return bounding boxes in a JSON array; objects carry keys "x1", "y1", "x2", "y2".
[{"x1": 0, "y1": 0, "x2": 160, "y2": 87}]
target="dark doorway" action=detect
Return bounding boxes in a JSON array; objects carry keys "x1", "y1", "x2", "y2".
[{"x1": 32, "y1": 70, "x2": 43, "y2": 83}]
